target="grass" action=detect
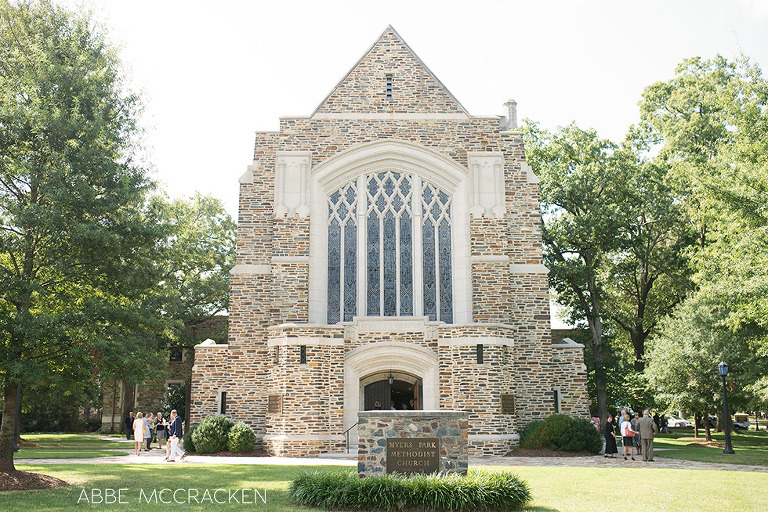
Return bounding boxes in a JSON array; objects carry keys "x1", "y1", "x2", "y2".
[
  {"x1": 653, "y1": 429, "x2": 768, "y2": 465},
  {"x1": 15, "y1": 433, "x2": 130, "y2": 459},
  {"x1": 3, "y1": 463, "x2": 767, "y2": 511}
]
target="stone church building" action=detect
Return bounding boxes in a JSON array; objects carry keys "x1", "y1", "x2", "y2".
[{"x1": 190, "y1": 27, "x2": 588, "y2": 456}]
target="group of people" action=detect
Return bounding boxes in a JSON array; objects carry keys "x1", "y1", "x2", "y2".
[
  {"x1": 125, "y1": 409, "x2": 186, "y2": 462},
  {"x1": 604, "y1": 408, "x2": 659, "y2": 462}
]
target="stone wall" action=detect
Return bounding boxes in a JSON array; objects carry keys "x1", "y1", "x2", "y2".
[{"x1": 357, "y1": 410, "x2": 468, "y2": 476}]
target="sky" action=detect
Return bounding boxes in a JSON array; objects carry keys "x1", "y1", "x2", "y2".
[{"x1": 57, "y1": 0, "x2": 768, "y2": 326}]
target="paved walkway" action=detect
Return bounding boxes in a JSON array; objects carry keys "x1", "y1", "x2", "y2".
[{"x1": 16, "y1": 446, "x2": 768, "y2": 472}]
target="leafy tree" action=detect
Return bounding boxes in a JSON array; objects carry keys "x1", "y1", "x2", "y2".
[
  {"x1": 0, "y1": 0, "x2": 158, "y2": 471},
  {"x1": 644, "y1": 294, "x2": 765, "y2": 440},
  {"x1": 146, "y1": 193, "x2": 236, "y2": 347},
  {"x1": 524, "y1": 121, "x2": 628, "y2": 426}
]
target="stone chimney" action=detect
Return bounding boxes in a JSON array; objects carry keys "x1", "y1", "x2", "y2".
[{"x1": 500, "y1": 98, "x2": 518, "y2": 131}]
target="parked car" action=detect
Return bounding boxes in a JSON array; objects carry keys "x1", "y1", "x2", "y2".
[
  {"x1": 733, "y1": 414, "x2": 750, "y2": 430},
  {"x1": 666, "y1": 416, "x2": 692, "y2": 428}
]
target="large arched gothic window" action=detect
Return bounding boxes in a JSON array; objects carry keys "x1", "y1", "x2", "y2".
[{"x1": 327, "y1": 171, "x2": 452, "y2": 324}]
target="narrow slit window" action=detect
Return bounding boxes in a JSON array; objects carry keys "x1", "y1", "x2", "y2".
[
  {"x1": 385, "y1": 74, "x2": 393, "y2": 100},
  {"x1": 219, "y1": 391, "x2": 227, "y2": 415},
  {"x1": 477, "y1": 344, "x2": 484, "y2": 364},
  {"x1": 300, "y1": 345, "x2": 307, "y2": 365},
  {"x1": 553, "y1": 389, "x2": 561, "y2": 413}
]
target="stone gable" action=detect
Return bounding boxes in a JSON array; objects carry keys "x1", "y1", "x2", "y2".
[{"x1": 313, "y1": 26, "x2": 468, "y2": 115}]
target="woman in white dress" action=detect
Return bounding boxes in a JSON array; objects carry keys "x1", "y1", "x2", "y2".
[{"x1": 133, "y1": 412, "x2": 146, "y2": 456}]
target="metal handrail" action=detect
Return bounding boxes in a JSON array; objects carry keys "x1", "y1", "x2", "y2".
[{"x1": 343, "y1": 421, "x2": 359, "y2": 454}]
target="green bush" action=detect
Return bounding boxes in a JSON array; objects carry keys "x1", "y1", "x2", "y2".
[
  {"x1": 519, "y1": 414, "x2": 601, "y2": 453},
  {"x1": 227, "y1": 422, "x2": 256, "y2": 453},
  {"x1": 518, "y1": 419, "x2": 544, "y2": 445},
  {"x1": 191, "y1": 415, "x2": 234, "y2": 454},
  {"x1": 182, "y1": 424, "x2": 197, "y2": 453},
  {"x1": 288, "y1": 469, "x2": 531, "y2": 511},
  {"x1": 549, "y1": 417, "x2": 602, "y2": 453}
]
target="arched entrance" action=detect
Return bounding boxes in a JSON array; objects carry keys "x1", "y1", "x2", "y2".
[
  {"x1": 343, "y1": 339, "x2": 439, "y2": 436},
  {"x1": 361, "y1": 371, "x2": 423, "y2": 411}
]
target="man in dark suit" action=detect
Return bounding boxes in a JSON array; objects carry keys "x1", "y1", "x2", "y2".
[
  {"x1": 637, "y1": 409, "x2": 659, "y2": 462},
  {"x1": 125, "y1": 412, "x2": 134, "y2": 440},
  {"x1": 167, "y1": 409, "x2": 186, "y2": 462}
]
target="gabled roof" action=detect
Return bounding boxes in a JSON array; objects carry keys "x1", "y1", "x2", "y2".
[{"x1": 312, "y1": 26, "x2": 469, "y2": 116}]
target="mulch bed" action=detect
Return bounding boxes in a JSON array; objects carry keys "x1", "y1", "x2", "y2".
[
  {"x1": 0, "y1": 470, "x2": 70, "y2": 492},
  {"x1": 505, "y1": 448, "x2": 596, "y2": 457},
  {"x1": 676, "y1": 437, "x2": 725, "y2": 448}
]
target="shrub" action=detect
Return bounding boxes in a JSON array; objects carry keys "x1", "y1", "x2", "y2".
[
  {"x1": 519, "y1": 414, "x2": 601, "y2": 453},
  {"x1": 288, "y1": 469, "x2": 532, "y2": 511},
  {"x1": 518, "y1": 419, "x2": 544, "y2": 445},
  {"x1": 227, "y1": 422, "x2": 256, "y2": 453},
  {"x1": 191, "y1": 415, "x2": 234, "y2": 454},
  {"x1": 549, "y1": 417, "x2": 602, "y2": 453},
  {"x1": 520, "y1": 413, "x2": 572, "y2": 449},
  {"x1": 182, "y1": 424, "x2": 197, "y2": 453}
]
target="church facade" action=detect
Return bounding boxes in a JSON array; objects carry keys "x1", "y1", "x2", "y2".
[{"x1": 190, "y1": 27, "x2": 588, "y2": 456}]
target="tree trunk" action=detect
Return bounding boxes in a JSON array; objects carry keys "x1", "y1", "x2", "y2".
[
  {"x1": 693, "y1": 413, "x2": 699, "y2": 438},
  {"x1": 110, "y1": 381, "x2": 118, "y2": 434},
  {"x1": 589, "y1": 317, "x2": 608, "y2": 430},
  {"x1": 631, "y1": 330, "x2": 645, "y2": 372},
  {"x1": 704, "y1": 413, "x2": 712, "y2": 442},
  {"x1": 0, "y1": 380, "x2": 18, "y2": 472}
]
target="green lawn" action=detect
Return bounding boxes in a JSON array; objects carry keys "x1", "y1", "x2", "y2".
[
  {"x1": 4, "y1": 463, "x2": 767, "y2": 511},
  {"x1": 653, "y1": 429, "x2": 768, "y2": 465},
  {"x1": 15, "y1": 433, "x2": 130, "y2": 459}
]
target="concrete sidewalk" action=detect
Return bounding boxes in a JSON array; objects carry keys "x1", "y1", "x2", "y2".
[{"x1": 15, "y1": 449, "x2": 768, "y2": 472}]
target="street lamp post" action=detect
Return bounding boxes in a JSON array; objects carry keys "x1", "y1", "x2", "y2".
[{"x1": 718, "y1": 361, "x2": 735, "y2": 454}]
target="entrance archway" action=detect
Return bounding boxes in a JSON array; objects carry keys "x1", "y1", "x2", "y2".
[
  {"x1": 343, "y1": 341, "x2": 439, "y2": 436},
  {"x1": 361, "y1": 371, "x2": 423, "y2": 411}
]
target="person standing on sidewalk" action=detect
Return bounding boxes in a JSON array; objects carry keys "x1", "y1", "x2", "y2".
[
  {"x1": 637, "y1": 409, "x2": 659, "y2": 462},
  {"x1": 167, "y1": 409, "x2": 187, "y2": 462}
]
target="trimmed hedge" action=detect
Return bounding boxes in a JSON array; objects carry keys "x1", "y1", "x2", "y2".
[
  {"x1": 191, "y1": 415, "x2": 234, "y2": 454},
  {"x1": 288, "y1": 469, "x2": 532, "y2": 511},
  {"x1": 227, "y1": 421, "x2": 256, "y2": 453},
  {"x1": 519, "y1": 414, "x2": 601, "y2": 453}
]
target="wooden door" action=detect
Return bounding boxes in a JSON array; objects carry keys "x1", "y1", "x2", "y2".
[{"x1": 364, "y1": 380, "x2": 390, "y2": 410}]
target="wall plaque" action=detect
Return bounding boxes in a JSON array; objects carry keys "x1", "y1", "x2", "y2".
[
  {"x1": 386, "y1": 437, "x2": 440, "y2": 475},
  {"x1": 500, "y1": 393, "x2": 515, "y2": 414},
  {"x1": 267, "y1": 394, "x2": 283, "y2": 414}
]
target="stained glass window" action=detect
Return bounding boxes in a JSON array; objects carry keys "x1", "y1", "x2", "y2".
[{"x1": 327, "y1": 172, "x2": 452, "y2": 323}]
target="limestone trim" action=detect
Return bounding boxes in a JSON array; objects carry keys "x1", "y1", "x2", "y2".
[
  {"x1": 312, "y1": 139, "x2": 468, "y2": 194},
  {"x1": 275, "y1": 151, "x2": 312, "y2": 217},
  {"x1": 309, "y1": 140, "x2": 472, "y2": 324},
  {"x1": 472, "y1": 255, "x2": 510, "y2": 263},
  {"x1": 230, "y1": 264, "x2": 271, "y2": 275},
  {"x1": 522, "y1": 163, "x2": 540, "y2": 184},
  {"x1": 194, "y1": 339, "x2": 228, "y2": 348},
  {"x1": 267, "y1": 337, "x2": 345, "y2": 347},
  {"x1": 438, "y1": 337, "x2": 513, "y2": 347},
  {"x1": 553, "y1": 337, "x2": 585, "y2": 349},
  {"x1": 467, "y1": 152, "x2": 505, "y2": 217},
  {"x1": 468, "y1": 434, "x2": 521, "y2": 441},
  {"x1": 509, "y1": 263, "x2": 549, "y2": 274},
  {"x1": 239, "y1": 162, "x2": 257, "y2": 184},
  {"x1": 344, "y1": 341, "x2": 440, "y2": 433},
  {"x1": 272, "y1": 256, "x2": 310, "y2": 263}
]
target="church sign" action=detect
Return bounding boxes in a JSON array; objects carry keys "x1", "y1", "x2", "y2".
[{"x1": 386, "y1": 437, "x2": 440, "y2": 474}]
